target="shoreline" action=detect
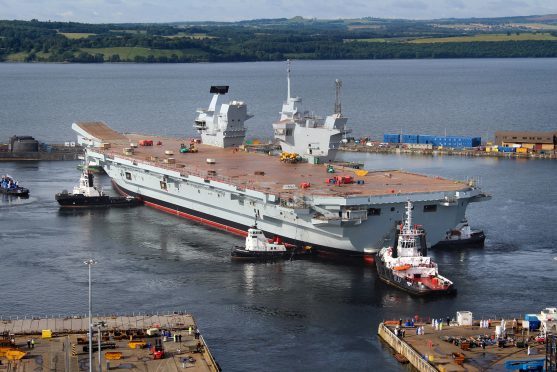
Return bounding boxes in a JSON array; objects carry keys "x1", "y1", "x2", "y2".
[{"x1": 341, "y1": 144, "x2": 557, "y2": 160}]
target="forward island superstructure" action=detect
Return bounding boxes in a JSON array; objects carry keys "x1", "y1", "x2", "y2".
[{"x1": 73, "y1": 65, "x2": 489, "y2": 257}]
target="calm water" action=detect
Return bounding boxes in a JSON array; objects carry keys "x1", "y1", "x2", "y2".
[
  {"x1": 1, "y1": 60, "x2": 556, "y2": 371},
  {"x1": 1, "y1": 59, "x2": 557, "y2": 142}
]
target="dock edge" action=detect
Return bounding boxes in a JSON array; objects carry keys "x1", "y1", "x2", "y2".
[{"x1": 377, "y1": 322, "x2": 438, "y2": 372}]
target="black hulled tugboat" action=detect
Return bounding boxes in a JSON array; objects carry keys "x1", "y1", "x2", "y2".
[
  {"x1": 0, "y1": 175, "x2": 29, "y2": 197},
  {"x1": 56, "y1": 171, "x2": 141, "y2": 208},
  {"x1": 432, "y1": 219, "x2": 485, "y2": 249},
  {"x1": 231, "y1": 219, "x2": 290, "y2": 261},
  {"x1": 376, "y1": 200, "x2": 456, "y2": 296}
]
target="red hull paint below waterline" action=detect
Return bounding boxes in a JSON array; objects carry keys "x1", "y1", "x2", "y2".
[
  {"x1": 144, "y1": 200, "x2": 248, "y2": 238},
  {"x1": 111, "y1": 180, "x2": 374, "y2": 262}
]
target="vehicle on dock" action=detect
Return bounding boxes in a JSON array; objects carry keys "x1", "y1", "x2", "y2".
[
  {"x1": 231, "y1": 220, "x2": 291, "y2": 261},
  {"x1": 375, "y1": 200, "x2": 456, "y2": 296},
  {"x1": 433, "y1": 219, "x2": 485, "y2": 249},
  {"x1": 55, "y1": 171, "x2": 142, "y2": 208},
  {"x1": 0, "y1": 175, "x2": 29, "y2": 197}
]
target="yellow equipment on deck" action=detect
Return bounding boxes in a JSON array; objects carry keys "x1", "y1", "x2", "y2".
[
  {"x1": 128, "y1": 341, "x2": 146, "y2": 349},
  {"x1": 0, "y1": 348, "x2": 26, "y2": 360},
  {"x1": 105, "y1": 351, "x2": 123, "y2": 360}
]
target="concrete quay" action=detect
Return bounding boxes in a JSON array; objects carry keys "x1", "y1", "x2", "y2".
[
  {"x1": 378, "y1": 320, "x2": 547, "y2": 372},
  {"x1": 341, "y1": 143, "x2": 557, "y2": 160},
  {"x1": 0, "y1": 312, "x2": 220, "y2": 372}
]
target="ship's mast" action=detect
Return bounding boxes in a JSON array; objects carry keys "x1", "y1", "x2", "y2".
[
  {"x1": 403, "y1": 200, "x2": 413, "y2": 234},
  {"x1": 334, "y1": 79, "x2": 342, "y2": 115},
  {"x1": 287, "y1": 59, "x2": 292, "y2": 100}
]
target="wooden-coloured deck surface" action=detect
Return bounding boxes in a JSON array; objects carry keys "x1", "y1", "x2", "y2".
[{"x1": 78, "y1": 123, "x2": 470, "y2": 198}]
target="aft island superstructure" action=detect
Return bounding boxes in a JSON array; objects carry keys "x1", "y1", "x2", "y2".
[{"x1": 73, "y1": 65, "x2": 489, "y2": 257}]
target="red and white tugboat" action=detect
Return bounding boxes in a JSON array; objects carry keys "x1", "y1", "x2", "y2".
[
  {"x1": 375, "y1": 200, "x2": 456, "y2": 296},
  {"x1": 231, "y1": 219, "x2": 290, "y2": 261},
  {"x1": 433, "y1": 218, "x2": 485, "y2": 249}
]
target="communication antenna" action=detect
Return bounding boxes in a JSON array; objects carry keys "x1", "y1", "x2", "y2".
[{"x1": 334, "y1": 79, "x2": 342, "y2": 115}]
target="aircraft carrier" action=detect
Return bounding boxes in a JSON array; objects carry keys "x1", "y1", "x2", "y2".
[{"x1": 73, "y1": 63, "x2": 489, "y2": 257}]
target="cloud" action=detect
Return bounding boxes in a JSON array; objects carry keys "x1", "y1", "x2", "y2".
[
  {"x1": 0, "y1": 0, "x2": 556, "y2": 22},
  {"x1": 58, "y1": 10, "x2": 75, "y2": 18}
]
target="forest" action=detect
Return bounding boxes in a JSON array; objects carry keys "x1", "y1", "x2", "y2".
[{"x1": 1, "y1": 17, "x2": 557, "y2": 63}]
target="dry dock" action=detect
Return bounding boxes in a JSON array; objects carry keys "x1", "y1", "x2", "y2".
[
  {"x1": 378, "y1": 320, "x2": 548, "y2": 371},
  {"x1": 0, "y1": 312, "x2": 219, "y2": 371}
]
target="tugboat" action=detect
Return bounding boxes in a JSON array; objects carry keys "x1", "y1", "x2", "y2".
[
  {"x1": 56, "y1": 171, "x2": 141, "y2": 208},
  {"x1": 0, "y1": 175, "x2": 29, "y2": 197},
  {"x1": 375, "y1": 201, "x2": 456, "y2": 296},
  {"x1": 433, "y1": 219, "x2": 485, "y2": 248},
  {"x1": 231, "y1": 219, "x2": 290, "y2": 261}
]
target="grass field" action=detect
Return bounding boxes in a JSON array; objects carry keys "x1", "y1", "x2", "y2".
[
  {"x1": 59, "y1": 32, "x2": 96, "y2": 39},
  {"x1": 163, "y1": 32, "x2": 214, "y2": 39},
  {"x1": 5, "y1": 51, "x2": 51, "y2": 61},
  {"x1": 345, "y1": 38, "x2": 388, "y2": 43},
  {"x1": 408, "y1": 33, "x2": 557, "y2": 43},
  {"x1": 80, "y1": 47, "x2": 208, "y2": 60}
]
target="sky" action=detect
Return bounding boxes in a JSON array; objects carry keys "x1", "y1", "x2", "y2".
[{"x1": 0, "y1": 0, "x2": 556, "y2": 23}]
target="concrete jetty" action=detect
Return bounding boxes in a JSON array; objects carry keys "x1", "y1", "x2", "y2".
[
  {"x1": 0, "y1": 312, "x2": 220, "y2": 371},
  {"x1": 378, "y1": 318, "x2": 548, "y2": 372},
  {"x1": 341, "y1": 143, "x2": 557, "y2": 160}
]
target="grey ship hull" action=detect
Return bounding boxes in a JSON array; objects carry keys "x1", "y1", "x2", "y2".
[{"x1": 94, "y1": 150, "x2": 488, "y2": 257}]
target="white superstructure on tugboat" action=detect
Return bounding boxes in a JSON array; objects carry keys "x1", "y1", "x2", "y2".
[
  {"x1": 231, "y1": 218, "x2": 289, "y2": 260},
  {"x1": 55, "y1": 170, "x2": 141, "y2": 208},
  {"x1": 376, "y1": 200, "x2": 455, "y2": 295},
  {"x1": 73, "y1": 63, "x2": 489, "y2": 257},
  {"x1": 433, "y1": 218, "x2": 485, "y2": 248}
]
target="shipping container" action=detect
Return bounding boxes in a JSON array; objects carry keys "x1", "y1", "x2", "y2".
[
  {"x1": 383, "y1": 134, "x2": 400, "y2": 143},
  {"x1": 541, "y1": 144, "x2": 555, "y2": 151},
  {"x1": 516, "y1": 147, "x2": 528, "y2": 153},
  {"x1": 399, "y1": 134, "x2": 481, "y2": 148},
  {"x1": 498, "y1": 146, "x2": 515, "y2": 152},
  {"x1": 418, "y1": 135, "x2": 434, "y2": 144}
]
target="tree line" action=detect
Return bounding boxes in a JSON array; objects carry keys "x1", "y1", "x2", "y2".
[{"x1": 1, "y1": 19, "x2": 557, "y2": 63}]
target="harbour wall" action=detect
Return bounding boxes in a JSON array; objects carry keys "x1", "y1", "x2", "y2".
[
  {"x1": 341, "y1": 144, "x2": 557, "y2": 160},
  {"x1": 0, "y1": 147, "x2": 83, "y2": 161},
  {"x1": 377, "y1": 322, "x2": 438, "y2": 372}
]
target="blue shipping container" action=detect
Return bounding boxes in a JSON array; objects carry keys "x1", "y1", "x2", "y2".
[
  {"x1": 400, "y1": 134, "x2": 481, "y2": 148},
  {"x1": 529, "y1": 320, "x2": 541, "y2": 331},
  {"x1": 418, "y1": 135, "x2": 435, "y2": 144},
  {"x1": 383, "y1": 134, "x2": 400, "y2": 143}
]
